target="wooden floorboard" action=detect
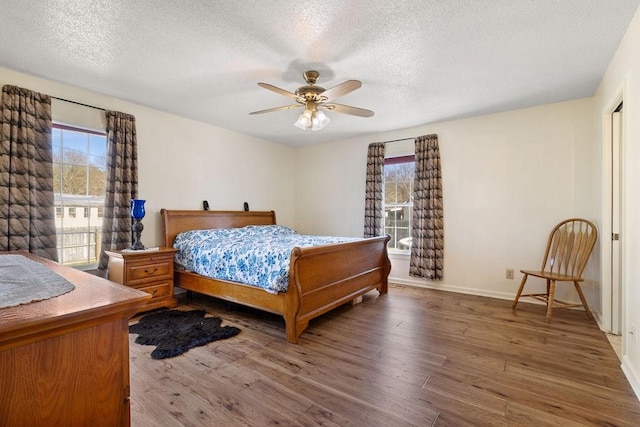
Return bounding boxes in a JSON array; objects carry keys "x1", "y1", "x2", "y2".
[{"x1": 129, "y1": 284, "x2": 640, "y2": 426}]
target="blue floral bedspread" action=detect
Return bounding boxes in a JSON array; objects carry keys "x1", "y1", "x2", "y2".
[{"x1": 173, "y1": 225, "x2": 359, "y2": 294}]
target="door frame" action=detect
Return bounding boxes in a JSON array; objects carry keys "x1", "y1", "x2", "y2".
[
  {"x1": 601, "y1": 82, "x2": 626, "y2": 336},
  {"x1": 611, "y1": 106, "x2": 622, "y2": 334}
]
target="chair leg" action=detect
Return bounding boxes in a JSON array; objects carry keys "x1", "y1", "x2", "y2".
[
  {"x1": 512, "y1": 273, "x2": 529, "y2": 309},
  {"x1": 546, "y1": 280, "x2": 556, "y2": 322},
  {"x1": 574, "y1": 281, "x2": 595, "y2": 321}
]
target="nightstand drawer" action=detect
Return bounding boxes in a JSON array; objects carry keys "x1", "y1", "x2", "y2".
[
  {"x1": 126, "y1": 260, "x2": 172, "y2": 284},
  {"x1": 137, "y1": 281, "x2": 172, "y2": 298}
]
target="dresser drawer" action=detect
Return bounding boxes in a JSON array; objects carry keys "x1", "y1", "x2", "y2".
[
  {"x1": 137, "y1": 281, "x2": 172, "y2": 299},
  {"x1": 125, "y1": 260, "x2": 173, "y2": 285}
]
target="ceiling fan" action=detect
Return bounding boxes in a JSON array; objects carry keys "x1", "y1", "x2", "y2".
[{"x1": 249, "y1": 70, "x2": 374, "y2": 131}]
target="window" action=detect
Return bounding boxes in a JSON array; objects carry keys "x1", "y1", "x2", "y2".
[
  {"x1": 384, "y1": 155, "x2": 415, "y2": 252},
  {"x1": 52, "y1": 124, "x2": 107, "y2": 267}
]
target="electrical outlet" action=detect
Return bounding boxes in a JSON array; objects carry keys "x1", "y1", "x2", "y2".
[
  {"x1": 506, "y1": 269, "x2": 514, "y2": 280},
  {"x1": 631, "y1": 324, "x2": 637, "y2": 343}
]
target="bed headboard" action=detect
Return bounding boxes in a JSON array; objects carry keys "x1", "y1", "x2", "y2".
[{"x1": 160, "y1": 209, "x2": 277, "y2": 247}]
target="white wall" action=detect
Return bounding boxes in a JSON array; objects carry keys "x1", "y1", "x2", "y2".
[
  {"x1": 593, "y1": 7, "x2": 640, "y2": 398},
  {"x1": 0, "y1": 66, "x2": 296, "y2": 247},
  {"x1": 294, "y1": 97, "x2": 597, "y2": 304}
]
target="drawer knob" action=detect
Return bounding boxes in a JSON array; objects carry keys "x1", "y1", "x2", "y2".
[{"x1": 144, "y1": 267, "x2": 158, "y2": 274}]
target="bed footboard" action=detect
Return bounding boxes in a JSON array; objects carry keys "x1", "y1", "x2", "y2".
[{"x1": 284, "y1": 235, "x2": 391, "y2": 343}]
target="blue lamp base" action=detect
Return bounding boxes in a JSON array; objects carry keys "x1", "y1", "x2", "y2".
[{"x1": 131, "y1": 219, "x2": 145, "y2": 250}]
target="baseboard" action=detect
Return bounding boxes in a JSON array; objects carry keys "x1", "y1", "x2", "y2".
[
  {"x1": 389, "y1": 277, "x2": 592, "y2": 311},
  {"x1": 593, "y1": 310, "x2": 606, "y2": 331},
  {"x1": 622, "y1": 356, "x2": 640, "y2": 401},
  {"x1": 389, "y1": 277, "x2": 516, "y2": 301}
]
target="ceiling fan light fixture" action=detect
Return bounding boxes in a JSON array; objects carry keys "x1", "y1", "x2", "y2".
[
  {"x1": 294, "y1": 109, "x2": 314, "y2": 130},
  {"x1": 312, "y1": 110, "x2": 330, "y2": 130},
  {"x1": 294, "y1": 109, "x2": 330, "y2": 131}
]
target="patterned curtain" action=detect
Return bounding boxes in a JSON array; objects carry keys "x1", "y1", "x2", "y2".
[
  {"x1": 97, "y1": 111, "x2": 138, "y2": 276},
  {"x1": 364, "y1": 142, "x2": 385, "y2": 237},
  {"x1": 0, "y1": 85, "x2": 58, "y2": 260},
  {"x1": 409, "y1": 134, "x2": 444, "y2": 280}
]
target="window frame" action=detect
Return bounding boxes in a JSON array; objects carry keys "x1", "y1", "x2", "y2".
[
  {"x1": 384, "y1": 155, "x2": 415, "y2": 254},
  {"x1": 52, "y1": 123, "x2": 107, "y2": 270}
]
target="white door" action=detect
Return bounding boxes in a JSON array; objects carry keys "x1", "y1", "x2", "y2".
[{"x1": 611, "y1": 104, "x2": 623, "y2": 335}]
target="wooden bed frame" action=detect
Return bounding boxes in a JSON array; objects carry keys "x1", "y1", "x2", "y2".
[{"x1": 161, "y1": 209, "x2": 391, "y2": 343}]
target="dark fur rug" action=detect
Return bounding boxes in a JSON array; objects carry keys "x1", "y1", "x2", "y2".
[{"x1": 129, "y1": 309, "x2": 240, "y2": 359}]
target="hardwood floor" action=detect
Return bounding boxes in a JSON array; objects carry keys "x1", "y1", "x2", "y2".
[{"x1": 129, "y1": 284, "x2": 640, "y2": 426}]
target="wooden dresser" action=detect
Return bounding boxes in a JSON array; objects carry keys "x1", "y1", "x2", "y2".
[
  {"x1": 106, "y1": 247, "x2": 178, "y2": 313},
  {"x1": 0, "y1": 252, "x2": 150, "y2": 427}
]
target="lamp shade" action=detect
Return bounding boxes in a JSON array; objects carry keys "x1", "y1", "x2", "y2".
[
  {"x1": 130, "y1": 199, "x2": 146, "y2": 220},
  {"x1": 312, "y1": 110, "x2": 330, "y2": 130}
]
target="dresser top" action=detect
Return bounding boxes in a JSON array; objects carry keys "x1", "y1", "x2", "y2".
[{"x1": 0, "y1": 252, "x2": 150, "y2": 349}]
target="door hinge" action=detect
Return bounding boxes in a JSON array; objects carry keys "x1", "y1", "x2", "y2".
[{"x1": 612, "y1": 233, "x2": 620, "y2": 241}]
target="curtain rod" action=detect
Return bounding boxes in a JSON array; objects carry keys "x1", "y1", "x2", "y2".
[
  {"x1": 52, "y1": 96, "x2": 106, "y2": 112},
  {"x1": 377, "y1": 137, "x2": 415, "y2": 144}
]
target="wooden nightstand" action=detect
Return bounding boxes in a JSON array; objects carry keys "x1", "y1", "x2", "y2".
[{"x1": 106, "y1": 247, "x2": 178, "y2": 313}]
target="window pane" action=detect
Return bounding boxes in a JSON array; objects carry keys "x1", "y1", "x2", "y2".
[
  {"x1": 89, "y1": 134, "x2": 107, "y2": 164},
  {"x1": 384, "y1": 162, "x2": 414, "y2": 204},
  {"x1": 88, "y1": 167, "x2": 106, "y2": 196},
  {"x1": 397, "y1": 230, "x2": 411, "y2": 250},
  {"x1": 52, "y1": 162, "x2": 62, "y2": 194},
  {"x1": 383, "y1": 158, "x2": 415, "y2": 251},
  {"x1": 62, "y1": 143, "x2": 89, "y2": 165},
  {"x1": 52, "y1": 129, "x2": 62, "y2": 162},
  {"x1": 384, "y1": 165, "x2": 398, "y2": 204},
  {"x1": 53, "y1": 125, "x2": 106, "y2": 267},
  {"x1": 395, "y1": 163, "x2": 414, "y2": 203},
  {"x1": 62, "y1": 164, "x2": 88, "y2": 195},
  {"x1": 385, "y1": 206, "x2": 403, "y2": 227}
]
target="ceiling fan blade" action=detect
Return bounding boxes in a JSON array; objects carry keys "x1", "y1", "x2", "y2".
[
  {"x1": 249, "y1": 104, "x2": 302, "y2": 115},
  {"x1": 257, "y1": 82, "x2": 299, "y2": 101},
  {"x1": 323, "y1": 103, "x2": 374, "y2": 117},
  {"x1": 320, "y1": 80, "x2": 362, "y2": 102}
]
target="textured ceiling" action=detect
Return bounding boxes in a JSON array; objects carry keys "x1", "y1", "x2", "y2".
[{"x1": 0, "y1": 0, "x2": 638, "y2": 146}]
